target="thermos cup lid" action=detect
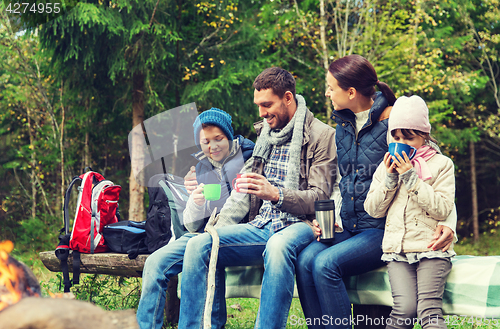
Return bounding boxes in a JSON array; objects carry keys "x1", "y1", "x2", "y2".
[{"x1": 314, "y1": 199, "x2": 335, "y2": 211}]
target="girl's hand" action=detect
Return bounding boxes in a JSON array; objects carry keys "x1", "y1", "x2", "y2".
[
  {"x1": 192, "y1": 183, "x2": 206, "y2": 206},
  {"x1": 391, "y1": 151, "x2": 413, "y2": 174},
  {"x1": 384, "y1": 152, "x2": 397, "y2": 174}
]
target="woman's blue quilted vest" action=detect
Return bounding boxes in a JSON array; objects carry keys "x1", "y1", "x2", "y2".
[{"x1": 331, "y1": 93, "x2": 389, "y2": 232}]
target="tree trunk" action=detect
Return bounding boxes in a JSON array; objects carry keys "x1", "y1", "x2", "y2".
[
  {"x1": 470, "y1": 140, "x2": 479, "y2": 243},
  {"x1": 85, "y1": 126, "x2": 90, "y2": 170},
  {"x1": 129, "y1": 72, "x2": 146, "y2": 222},
  {"x1": 60, "y1": 83, "x2": 66, "y2": 220},
  {"x1": 27, "y1": 108, "x2": 36, "y2": 220},
  {"x1": 409, "y1": 0, "x2": 421, "y2": 87},
  {"x1": 319, "y1": 0, "x2": 333, "y2": 126}
]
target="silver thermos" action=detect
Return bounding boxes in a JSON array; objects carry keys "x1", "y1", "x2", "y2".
[{"x1": 314, "y1": 199, "x2": 335, "y2": 240}]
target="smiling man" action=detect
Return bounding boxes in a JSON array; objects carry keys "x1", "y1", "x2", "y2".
[{"x1": 177, "y1": 67, "x2": 337, "y2": 329}]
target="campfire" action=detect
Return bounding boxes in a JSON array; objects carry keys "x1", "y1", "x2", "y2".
[
  {"x1": 0, "y1": 241, "x2": 139, "y2": 329},
  {"x1": 0, "y1": 240, "x2": 40, "y2": 311}
]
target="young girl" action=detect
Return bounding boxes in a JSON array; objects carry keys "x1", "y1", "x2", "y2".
[
  {"x1": 296, "y1": 54, "x2": 397, "y2": 329},
  {"x1": 364, "y1": 95, "x2": 456, "y2": 329}
]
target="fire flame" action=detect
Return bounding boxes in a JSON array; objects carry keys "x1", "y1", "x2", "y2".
[{"x1": 0, "y1": 241, "x2": 23, "y2": 311}]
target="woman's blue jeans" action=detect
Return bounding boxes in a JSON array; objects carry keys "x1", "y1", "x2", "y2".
[
  {"x1": 178, "y1": 221, "x2": 316, "y2": 329},
  {"x1": 136, "y1": 233, "x2": 226, "y2": 329},
  {"x1": 296, "y1": 228, "x2": 385, "y2": 329}
]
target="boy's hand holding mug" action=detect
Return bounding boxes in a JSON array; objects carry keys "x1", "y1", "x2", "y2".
[{"x1": 192, "y1": 183, "x2": 206, "y2": 206}]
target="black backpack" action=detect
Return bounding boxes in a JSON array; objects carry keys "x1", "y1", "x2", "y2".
[
  {"x1": 145, "y1": 173, "x2": 190, "y2": 253},
  {"x1": 102, "y1": 220, "x2": 149, "y2": 259}
]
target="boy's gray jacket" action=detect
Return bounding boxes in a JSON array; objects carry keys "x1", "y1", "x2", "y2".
[
  {"x1": 364, "y1": 153, "x2": 455, "y2": 253},
  {"x1": 214, "y1": 106, "x2": 337, "y2": 229}
]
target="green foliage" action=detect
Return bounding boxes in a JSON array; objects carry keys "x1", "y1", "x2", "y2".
[
  {"x1": 1, "y1": 0, "x2": 78, "y2": 33},
  {"x1": 71, "y1": 274, "x2": 141, "y2": 311},
  {"x1": 39, "y1": 272, "x2": 65, "y2": 296},
  {"x1": 12, "y1": 214, "x2": 59, "y2": 252},
  {"x1": 455, "y1": 232, "x2": 500, "y2": 256}
]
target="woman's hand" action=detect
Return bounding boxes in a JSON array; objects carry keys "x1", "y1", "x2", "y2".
[
  {"x1": 391, "y1": 151, "x2": 413, "y2": 175},
  {"x1": 312, "y1": 219, "x2": 339, "y2": 242},
  {"x1": 428, "y1": 225, "x2": 454, "y2": 251},
  {"x1": 192, "y1": 183, "x2": 206, "y2": 206},
  {"x1": 312, "y1": 220, "x2": 322, "y2": 241}
]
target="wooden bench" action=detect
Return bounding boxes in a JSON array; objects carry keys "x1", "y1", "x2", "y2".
[
  {"x1": 39, "y1": 252, "x2": 500, "y2": 328},
  {"x1": 39, "y1": 251, "x2": 183, "y2": 324}
]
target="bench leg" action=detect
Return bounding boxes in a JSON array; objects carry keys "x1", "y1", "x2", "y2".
[
  {"x1": 352, "y1": 304, "x2": 392, "y2": 329},
  {"x1": 164, "y1": 275, "x2": 180, "y2": 325}
]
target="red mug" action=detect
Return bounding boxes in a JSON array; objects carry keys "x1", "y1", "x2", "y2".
[{"x1": 232, "y1": 173, "x2": 243, "y2": 192}]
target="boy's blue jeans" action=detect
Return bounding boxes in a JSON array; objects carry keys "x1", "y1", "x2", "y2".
[
  {"x1": 296, "y1": 228, "x2": 385, "y2": 329},
  {"x1": 136, "y1": 233, "x2": 226, "y2": 329},
  {"x1": 178, "y1": 221, "x2": 316, "y2": 329}
]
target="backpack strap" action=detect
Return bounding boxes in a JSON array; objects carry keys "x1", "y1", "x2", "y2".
[
  {"x1": 72, "y1": 250, "x2": 81, "y2": 286},
  {"x1": 55, "y1": 231, "x2": 72, "y2": 293},
  {"x1": 63, "y1": 176, "x2": 82, "y2": 235},
  {"x1": 127, "y1": 238, "x2": 147, "y2": 260},
  {"x1": 90, "y1": 216, "x2": 96, "y2": 254},
  {"x1": 57, "y1": 175, "x2": 82, "y2": 293}
]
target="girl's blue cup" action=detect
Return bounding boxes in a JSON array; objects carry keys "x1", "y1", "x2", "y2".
[{"x1": 388, "y1": 142, "x2": 417, "y2": 161}]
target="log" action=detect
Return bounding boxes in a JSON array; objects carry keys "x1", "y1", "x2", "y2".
[
  {"x1": 39, "y1": 251, "x2": 149, "y2": 277},
  {"x1": 0, "y1": 297, "x2": 139, "y2": 329}
]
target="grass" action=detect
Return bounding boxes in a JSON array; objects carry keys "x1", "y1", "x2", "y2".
[
  {"x1": 225, "y1": 298, "x2": 308, "y2": 329},
  {"x1": 8, "y1": 232, "x2": 500, "y2": 329},
  {"x1": 453, "y1": 232, "x2": 500, "y2": 256},
  {"x1": 165, "y1": 297, "x2": 500, "y2": 329}
]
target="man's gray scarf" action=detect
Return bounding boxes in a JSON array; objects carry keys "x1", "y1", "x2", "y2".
[{"x1": 250, "y1": 94, "x2": 307, "y2": 220}]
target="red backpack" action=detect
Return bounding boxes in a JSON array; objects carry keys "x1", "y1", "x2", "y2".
[
  {"x1": 55, "y1": 170, "x2": 121, "y2": 292},
  {"x1": 68, "y1": 171, "x2": 121, "y2": 253}
]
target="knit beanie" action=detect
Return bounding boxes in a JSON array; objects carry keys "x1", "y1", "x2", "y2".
[
  {"x1": 193, "y1": 107, "x2": 234, "y2": 144},
  {"x1": 389, "y1": 95, "x2": 431, "y2": 134}
]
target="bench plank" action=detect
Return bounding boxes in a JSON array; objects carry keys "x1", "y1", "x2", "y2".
[{"x1": 39, "y1": 251, "x2": 148, "y2": 277}]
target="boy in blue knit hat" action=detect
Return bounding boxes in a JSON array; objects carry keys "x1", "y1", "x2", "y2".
[
  {"x1": 137, "y1": 107, "x2": 254, "y2": 329},
  {"x1": 185, "y1": 107, "x2": 255, "y2": 230},
  {"x1": 193, "y1": 108, "x2": 234, "y2": 147}
]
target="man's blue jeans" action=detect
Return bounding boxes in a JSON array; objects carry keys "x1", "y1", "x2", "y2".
[
  {"x1": 296, "y1": 228, "x2": 385, "y2": 329},
  {"x1": 178, "y1": 221, "x2": 316, "y2": 329},
  {"x1": 136, "y1": 233, "x2": 226, "y2": 329}
]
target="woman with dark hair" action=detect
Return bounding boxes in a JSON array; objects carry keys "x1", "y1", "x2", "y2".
[{"x1": 295, "y1": 55, "x2": 455, "y2": 329}]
